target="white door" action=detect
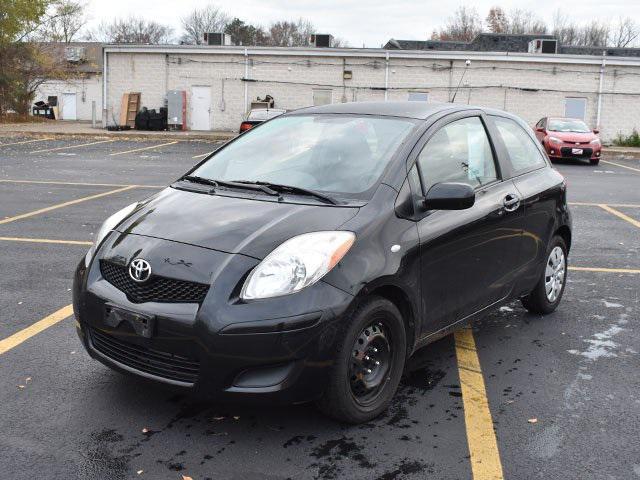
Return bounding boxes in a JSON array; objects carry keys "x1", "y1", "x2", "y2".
[
  {"x1": 62, "y1": 93, "x2": 77, "y2": 120},
  {"x1": 190, "y1": 86, "x2": 211, "y2": 130}
]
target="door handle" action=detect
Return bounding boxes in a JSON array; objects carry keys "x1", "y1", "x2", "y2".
[{"x1": 503, "y1": 194, "x2": 521, "y2": 212}]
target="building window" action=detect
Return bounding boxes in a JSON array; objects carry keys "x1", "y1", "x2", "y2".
[
  {"x1": 564, "y1": 97, "x2": 587, "y2": 120},
  {"x1": 408, "y1": 92, "x2": 429, "y2": 102},
  {"x1": 312, "y1": 89, "x2": 332, "y2": 106}
]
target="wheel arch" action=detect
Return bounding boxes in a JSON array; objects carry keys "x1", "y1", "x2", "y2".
[
  {"x1": 356, "y1": 283, "x2": 417, "y2": 358},
  {"x1": 555, "y1": 224, "x2": 572, "y2": 253}
]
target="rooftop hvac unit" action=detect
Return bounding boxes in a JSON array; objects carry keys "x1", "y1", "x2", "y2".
[
  {"x1": 528, "y1": 39, "x2": 558, "y2": 54},
  {"x1": 309, "y1": 34, "x2": 334, "y2": 48},
  {"x1": 65, "y1": 46, "x2": 86, "y2": 62},
  {"x1": 204, "y1": 32, "x2": 233, "y2": 46}
]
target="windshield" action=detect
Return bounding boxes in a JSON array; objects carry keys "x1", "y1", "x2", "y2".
[
  {"x1": 548, "y1": 119, "x2": 591, "y2": 133},
  {"x1": 191, "y1": 114, "x2": 416, "y2": 199}
]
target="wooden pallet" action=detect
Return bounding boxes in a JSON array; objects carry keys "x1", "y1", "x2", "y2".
[{"x1": 119, "y1": 92, "x2": 141, "y2": 128}]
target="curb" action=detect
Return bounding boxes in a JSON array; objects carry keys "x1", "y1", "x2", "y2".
[{"x1": 0, "y1": 128, "x2": 236, "y2": 142}]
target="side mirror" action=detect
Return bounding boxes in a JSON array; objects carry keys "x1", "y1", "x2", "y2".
[
  {"x1": 536, "y1": 127, "x2": 545, "y2": 133},
  {"x1": 593, "y1": 128, "x2": 599, "y2": 134},
  {"x1": 422, "y1": 182, "x2": 475, "y2": 211}
]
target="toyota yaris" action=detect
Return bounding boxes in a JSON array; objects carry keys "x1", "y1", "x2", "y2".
[{"x1": 73, "y1": 102, "x2": 571, "y2": 423}]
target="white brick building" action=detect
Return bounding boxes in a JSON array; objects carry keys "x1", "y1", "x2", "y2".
[{"x1": 103, "y1": 44, "x2": 640, "y2": 141}]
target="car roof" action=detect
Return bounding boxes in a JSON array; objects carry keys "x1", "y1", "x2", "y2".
[
  {"x1": 548, "y1": 117, "x2": 586, "y2": 122},
  {"x1": 292, "y1": 101, "x2": 466, "y2": 119}
]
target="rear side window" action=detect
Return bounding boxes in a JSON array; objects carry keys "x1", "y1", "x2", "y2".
[
  {"x1": 492, "y1": 116, "x2": 546, "y2": 174},
  {"x1": 417, "y1": 116, "x2": 498, "y2": 193}
]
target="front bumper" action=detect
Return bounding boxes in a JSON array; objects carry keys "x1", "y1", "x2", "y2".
[
  {"x1": 72, "y1": 234, "x2": 355, "y2": 405},
  {"x1": 546, "y1": 143, "x2": 601, "y2": 160}
]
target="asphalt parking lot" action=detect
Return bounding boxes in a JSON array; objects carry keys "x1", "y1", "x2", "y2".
[{"x1": 1, "y1": 134, "x2": 639, "y2": 480}]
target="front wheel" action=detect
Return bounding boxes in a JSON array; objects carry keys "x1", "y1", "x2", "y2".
[
  {"x1": 316, "y1": 296, "x2": 406, "y2": 424},
  {"x1": 590, "y1": 158, "x2": 600, "y2": 166},
  {"x1": 521, "y1": 236, "x2": 568, "y2": 314}
]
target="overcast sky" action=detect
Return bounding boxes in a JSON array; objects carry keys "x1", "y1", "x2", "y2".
[{"x1": 84, "y1": 1, "x2": 640, "y2": 47}]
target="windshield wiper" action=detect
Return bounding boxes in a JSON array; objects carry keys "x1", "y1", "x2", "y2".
[
  {"x1": 232, "y1": 180, "x2": 338, "y2": 205},
  {"x1": 180, "y1": 175, "x2": 279, "y2": 196}
]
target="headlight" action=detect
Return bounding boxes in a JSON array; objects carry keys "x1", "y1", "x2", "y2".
[
  {"x1": 548, "y1": 136, "x2": 562, "y2": 144},
  {"x1": 241, "y1": 231, "x2": 355, "y2": 300},
  {"x1": 590, "y1": 138, "x2": 601, "y2": 145},
  {"x1": 85, "y1": 202, "x2": 138, "y2": 266}
]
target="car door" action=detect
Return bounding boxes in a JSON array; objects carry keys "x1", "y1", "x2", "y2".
[
  {"x1": 489, "y1": 114, "x2": 565, "y2": 294},
  {"x1": 412, "y1": 112, "x2": 525, "y2": 336}
]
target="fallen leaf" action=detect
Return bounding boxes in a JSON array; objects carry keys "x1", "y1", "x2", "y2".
[
  {"x1": 25, "y1": 377, "x2": 32, "y2": 382},
  {"x1": 18, "y1": 385, "x2": 25, "y2": 389},
  {"x1": 213, "y1": 416, "x2": 225, "y2": 421},
  {"x1": 182, "y1": 476, "x2": 193, "y2": 480},
  {"x1": 142, "y1": 428, "x2": 149, "y2": 433},
  {"x1": 233, "y1": 416, "x2": 240, "y2": 420},
  {"x1": 137, "y1": 470, "x2": 143, "y2": 475},
  {"x1": 528, "y1": 418, "x2": 538, "y2": 424}
]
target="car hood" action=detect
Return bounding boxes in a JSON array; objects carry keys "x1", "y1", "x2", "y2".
[
  {"x1": 548, "y1": 131, "x2": 597, "y2": 142},
  {"x1": 116, "y1": 187, "x2": 359, "y2": 259}
]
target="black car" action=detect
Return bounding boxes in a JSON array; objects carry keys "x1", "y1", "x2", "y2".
[{"x1": 73, "y1": 102, "x2": 571, "y2": 423}]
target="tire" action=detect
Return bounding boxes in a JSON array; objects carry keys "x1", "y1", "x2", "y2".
[
  {"x1": 316, "y1": 296, "x2": 406, "y2": 424},
  {"x1": 590, "y1": 158, "x2": 600, "y2": 166},
  {"x1": 521, "y1": 235, "x2": 568, "y2": 314}
]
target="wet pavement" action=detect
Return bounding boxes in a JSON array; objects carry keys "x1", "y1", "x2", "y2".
[{"x1": 1, "y1": 135, "x2": 639, "y2": 479}]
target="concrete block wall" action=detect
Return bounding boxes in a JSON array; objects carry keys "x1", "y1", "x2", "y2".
[
  {"x1": 34, "y1": 75, "x2": 102, "y2": 121},
  {"x1": 105, "y1": 48, "x2": 640, "y2": 141}
]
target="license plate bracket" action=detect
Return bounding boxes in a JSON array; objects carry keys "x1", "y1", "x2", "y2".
[
  {"x1": 104, "y1": 305, "x2": 155, "y2": 338},
  {"x1": 572, "y1": 148, "x2": 583, "y2": 155}
]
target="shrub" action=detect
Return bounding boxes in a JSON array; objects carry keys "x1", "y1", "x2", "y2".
[{"x1": 613, "y1": 129, "x2": 640, "y2": 147}]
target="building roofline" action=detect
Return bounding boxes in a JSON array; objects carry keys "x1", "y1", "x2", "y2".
[{"x1": 102, "y1": 43, "x2": 640, "y2": 67}]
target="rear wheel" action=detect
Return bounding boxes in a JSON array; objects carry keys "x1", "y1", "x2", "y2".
[
  {"x1": 316, "y1": 296, "x2": 406, "y2": 424},
  {"x1": 521, "y1": 236, "x2": 568, "y2": 314}
]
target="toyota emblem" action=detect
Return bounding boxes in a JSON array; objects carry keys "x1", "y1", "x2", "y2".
[{"x1": 129, "y1": 258, "x2": 152, "y2": 283}]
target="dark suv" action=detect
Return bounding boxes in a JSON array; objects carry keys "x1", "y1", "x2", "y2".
[{"x1": 73, "y1": 102, "x2": 571, "y2": 423}]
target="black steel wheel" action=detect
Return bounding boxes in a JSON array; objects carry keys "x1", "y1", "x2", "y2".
[{"x1": 317, "y1": 296, "x2": 406, "y2": 424}]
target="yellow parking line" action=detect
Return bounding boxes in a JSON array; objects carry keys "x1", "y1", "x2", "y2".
[
  {"x1": 30, "y1": 139, "x2": 115, "y2": 154},
  {"x1": 110, "y1": 141, "x2": 178, "y2": 156},
  {"x1": 0, "y1": 305, "x2": 73, "y2": 355},
  {"x1": 601, "y1": 159, "x2": 640, "y2": 173},
  {"x1": 454, "y1": 327, "x2": 504, "y2": 480},
  {"x1": 0, "y1": 185, "x2": 136, "y2": 225},
  {"x1": 0, "y1": 236, "x2": 92, "y2": 246},
  {"x1": 598, "y1": 204, "x2": 640, "y2": 228},
  {"x1": 570, "y1": 266, "x2": 640, "y2": 274},
  {"x1": 0, "y1": 137, "x2": 54, "y2": 147},
  {"x1": 192, "y1": 151, "x2": 213, "y2": 159},
  {"x1": 0, "y1": 179, "x2": 161, "y2": 189},
  {"x1": 569, "y1": 202, "x2": 640, "y2": 208}
]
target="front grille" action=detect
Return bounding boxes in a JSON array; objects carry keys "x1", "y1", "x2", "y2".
[
  {"x1": 89, "y1": 327, "x2": 200, "y2": 384},
  {"x1": 100, "y1": 260, "x2": 209, "y2": 304},
  {"x1": 561, "y1": 147, "x2": 593, "y2": 158}
]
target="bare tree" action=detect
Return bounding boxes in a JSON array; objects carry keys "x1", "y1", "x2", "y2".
[
  {"x1": 180, "y1": 5, "x2": 229, "y2": 45},
  {"x1": 610, "y1": 16, "x2": 639, "y2": 47},
  {"x1": 432, "y1": 6, "x2": 482, "y2": 42},
  {"x1": 267, "y1": 19, "x2": 314, "y2": 47},
  {"x1": 486, "y1": 6, "x2": 508, "y2": 34},
  {"x1": 552, "y1": 10, "x2": 580, "y2": 46},
  {"x1": 577, "y1": 20, "x2": 609, "y2": 47},
  {"x1": 224, "y1": 18, "x2": 267, "y2": 46},
  {"x1": 39, "y1": 0, "x2": 87, "y2": 43},
  {"x1": 86, "y1": 17, "x2": 173, "y2": 44},
  {"x1": 506, "y1": 9, "x2": 547, "y2": 34}
]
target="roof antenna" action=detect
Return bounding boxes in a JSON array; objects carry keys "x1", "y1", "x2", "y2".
[{"x1": 451, "y1": 59, "x2": 471, "y2": 103}]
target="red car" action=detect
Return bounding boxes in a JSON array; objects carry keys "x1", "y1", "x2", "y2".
[{"x1": 534, "y1": 117, "x2": 602, "y2": 165}]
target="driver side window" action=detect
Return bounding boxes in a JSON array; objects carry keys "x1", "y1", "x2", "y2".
[{"x1": 416, "y1": 116, "x2": 498, "y2": 194}]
